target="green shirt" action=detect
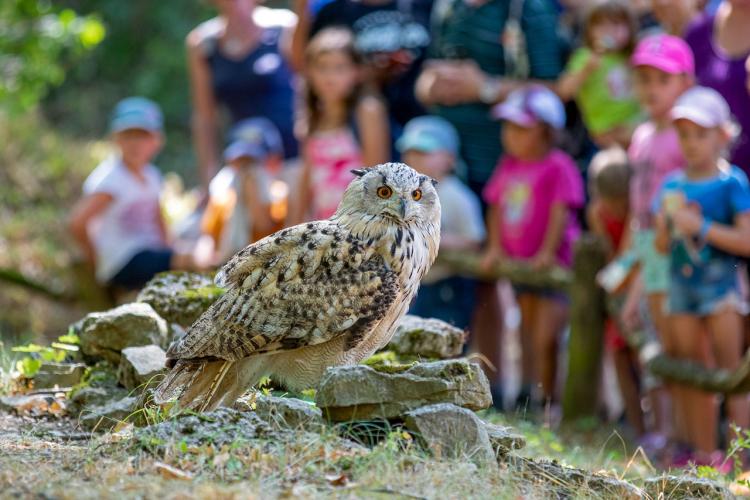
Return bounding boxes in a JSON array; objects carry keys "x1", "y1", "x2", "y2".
[
  {"x1": 566, "y1": 47, "x2": 641, "y2": 135},
  {"x1": 430, "y1": 0, "x2": 562, "y2": 189}
]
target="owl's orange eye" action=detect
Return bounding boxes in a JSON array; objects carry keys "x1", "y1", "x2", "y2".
[
  {"x1": 377, "y1": 186, "x2": 392, "y2": 199},
  {"x1": 412, "y1": 189, "x2": 422, "y2": 201}
]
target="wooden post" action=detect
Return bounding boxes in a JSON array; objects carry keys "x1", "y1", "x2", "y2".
[{"x1": 562, "y1": 235, "x2": 607, "y2": 422}]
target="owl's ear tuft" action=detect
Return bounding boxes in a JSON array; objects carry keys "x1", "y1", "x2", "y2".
[
  {"x1": 351, "y1": 169, "x2": 367, "y2": 177},
  {"x1": 430, "y1": 177, "x2": 438, "y2": 186}
]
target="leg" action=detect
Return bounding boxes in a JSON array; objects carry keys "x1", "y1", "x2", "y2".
[
  {"x1": 670, "y1": 314, "x2": 718, "y2": 455},
  {"x1": 707, "y1": 309, "x2": 750, "y2": 445},
  {"x1": 531, "y1": 296, "x2": 568, "y2": 402},
  {"x1": 516, "y1": 292, "x2": 538, "y2": 401},
  {"x1": 613, "y1": 347, "x2": 645, "y2": 436},
  {"x1": 469, "y1": 281, "x2": 504, "y2": 405}
]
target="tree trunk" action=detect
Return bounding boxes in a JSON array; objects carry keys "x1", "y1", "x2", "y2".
[{"x1": 562, "y1": 235, "x2": 607, "y2": 421}]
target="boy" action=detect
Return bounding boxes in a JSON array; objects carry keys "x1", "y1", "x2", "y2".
[
  {"x1": 397, "y1": 116, "x2": 485, "y2": 329},
  {"x1": 200, "y1": 117, "x2": 283, "y2": 264},
  {"x1": 69, "y1": 97, "x2": 201, "y2": 290}
]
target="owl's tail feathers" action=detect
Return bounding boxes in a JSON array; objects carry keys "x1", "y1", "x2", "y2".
[{"x1": 152, "y1": 359, "x2": 237, "y2": 412}]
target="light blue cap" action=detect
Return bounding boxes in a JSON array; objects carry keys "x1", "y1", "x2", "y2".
[
  {"x1": 226, "y1": 117, "x2": 284, "y2": 161},
  {"x1": 109, "y1": 97, "x2": 163, "y2": 133},
  {"x1": 396, "y1": 116, "x2": 460, "y2": 155},
  {"x1": 492, "y1": 85, "x2": 566, "y2": 130}
]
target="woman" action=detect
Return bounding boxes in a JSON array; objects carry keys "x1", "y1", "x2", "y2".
[
  {"x1": 685, "y1": 0, "x2": 750, "y2": 174},
  {"x1": 188, "y1": 0, "x2": 298, "y2": 190}
]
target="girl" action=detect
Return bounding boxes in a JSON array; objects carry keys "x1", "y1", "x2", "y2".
[
  {"x1": 557, "y1": 0, "x2": 641, "y2": 148},
  {"x1": 290, "y1": 27, "x2": 389, "y2": 223},
  {"x1": 482, "y1": 85, "x2": 584, "y2": 411},
  {"x1": 654, "y1": 86, "x2": 750, "y2": 466}
]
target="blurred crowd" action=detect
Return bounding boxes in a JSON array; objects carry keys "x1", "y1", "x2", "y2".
[{"x1": 67, "y1": 0, "x2": 750, "y2": 470}]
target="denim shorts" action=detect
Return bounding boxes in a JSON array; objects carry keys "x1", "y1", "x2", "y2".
[
  {"x1": 668, "y1": 258, "x2": 743, "y2": 316},
  {"x1": 632, "y1": 229, "x2": 670, "y2": 294}
]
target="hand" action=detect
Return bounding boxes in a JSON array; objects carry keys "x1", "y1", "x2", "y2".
[
  {"x1": 480, "y1": 248, "x2": 502, "y2": 271},
  {"x1": 429, "y1": 59, "x2": 486, "y2": 106},
  {"x1": 671, "y1": 205, "x2": 703, "y2": 237},
  {"x1": 531, "y1": 249, "x2": 555, "y2": 270},
  {"x1": 620, "y1": 288, "x2": 642, "y2": 332}
]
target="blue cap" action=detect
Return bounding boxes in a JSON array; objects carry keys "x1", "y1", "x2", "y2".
[
  {"x1": 225, "y1": 117, "x2": 284, "y2": 162},
  {"x1": 491, "y1": 85, "x2": 566, "y2": 130},
  {"x1": 396, "y1": 116, "x2": 460, "y2": 155},
  {"x1": 109, "y1": 97, "x2": 163, "y2": 133}
]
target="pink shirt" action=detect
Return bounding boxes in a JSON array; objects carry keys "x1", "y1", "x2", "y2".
[
  {"x1": 305, "y1": 127, "x2": 362, "y2": 220},
  {"x1": 483, "y1": 149, "x2": 584, "y2": 267},
  {"x1": 627, "y1": 121, "x2": 685, "y2": 228}
]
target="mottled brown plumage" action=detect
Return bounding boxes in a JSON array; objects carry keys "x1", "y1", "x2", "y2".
[{"x1": 153, "y1": 163, "x2": 441, "y2": 411}]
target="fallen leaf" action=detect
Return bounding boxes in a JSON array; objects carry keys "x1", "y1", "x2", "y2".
[
  {"x1": 325, "y1": 473, "x2": 349, "y2": 486},
  {"x1": 154, "y1": 461, "x2": 193, "y2": 481}
]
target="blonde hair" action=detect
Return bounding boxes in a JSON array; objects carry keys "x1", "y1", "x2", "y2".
[{"x1": 588, "y1": 147, "x2": 631, "y2": 200}]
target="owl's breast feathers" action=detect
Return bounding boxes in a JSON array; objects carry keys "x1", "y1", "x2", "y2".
[{"x1": 166, "y1": 219, "x2": 432, "y2": 364}]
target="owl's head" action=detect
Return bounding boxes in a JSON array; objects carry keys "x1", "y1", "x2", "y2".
[{"x1": 335, "y1": 162, "x2": 441, "y2": 230}]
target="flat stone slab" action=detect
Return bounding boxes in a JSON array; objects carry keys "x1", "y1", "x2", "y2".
[
  {"x1": 79, "y1": 395, "x2": 138, "y2": 431},
  {"x1": 316, "y1": 358, "x2": 491, "y2": 421},
  {"x1": 387, "y1": 315, "x2": 466, "y2": 359},
  {"x1": 643, "y1": 475, "x2": 733, "y2": 499},
  {"x1": 33, "y1": 362, "x2": 85, "y2": 389},
  {"x1": 485, "y1": 422, "x2": 526, "y2": 454},
  {"x1": 404, "y1": 403, "x2": 494, "y2": 464},
  {"x1": 117, "y1": 345, "x2": 167, "y2": 391},
  {"x1": 234, "y1": 394, "x2": 324, "y2": 432},
  {"x1": 137, "y1": 271, "x2": 223, "y2": 328},
  {"x1": 79, "y1": 303, "x2": 168, "y2": 364}
]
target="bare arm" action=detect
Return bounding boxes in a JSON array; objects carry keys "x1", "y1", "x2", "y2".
[
  {"x1": 555, "y1": 53, "x2": 600, "y2": 102},
  {"x1": 654, "y1": 212, "x2": 670, "y2": 254},
  {"x1": 157, "y1": 203, "x2": 169, "y2": 244},
  {"x1": 68, "y1": 193, "x2": 113, "y2": 267},
  {"x1": 355, "y1": 94, "x2": 390, "y2": 167},
  {"x1": 537, "y1": 202, "x2": 567, "y2": 261},
  {"x1": 187, "y1": 29, "x2": 220, "y2": 191},
  {"x1": 288, "y1": 0, "x2": 309, "y2": 72},
  {"x1": 701, "y1": 212, "x2": 750, "y2": 256},
  {"x1": 289, "y1": 154, "x2": 312, "y2": 225},
  {"x1": 243, "y1": 169, "x2": 273, "y2": 240}
]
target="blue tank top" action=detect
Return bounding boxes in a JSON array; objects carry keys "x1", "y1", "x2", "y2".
[{"x1": 205, "y1": 27, "x2": 298, "y2": 158}]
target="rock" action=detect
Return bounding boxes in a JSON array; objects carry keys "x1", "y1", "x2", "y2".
[
  {"x1": 404, "y1": 403, "x2": 494, "y2": 464},
  {"x1": 644, "y1": 475, "x2": 733, "y2": 499},
  {"x1": 79, "y1": 303, "x2": 168, "y2": 364},
  {"x1": 117, "y1": 345, "x2": 167, "y2": 391},
  {"x1": 316, "y1": 358, "x2": 491, "y2": 421},
  {"x1": 484, "y1": 422, "x2": 526, "y2": 454},
  {"x1": 79, "y1": 395, "x2": 138, "y2": 431},
  {"x1": 137, "y1": 271, "x2": 223, "y2": 328},
  {"x1": 0, "y1": 394, "x2": 65, "y2": 416},
  {"x1": 234, "y1": 394, "x2": 324, "y2": 432},
  {"x1": 388, "y1": 315, "x2": 466, "y2": 359},
  {"x1": 134, "y1": 407, "x2": 272, "y2": 452},
  {"x1": 505, "y1": 456, "x2": 642, "y2": 499},
  {"x1": 33, "y1": 362, "x2": 86, "y2": 389},
  {"x1": 67, "y1": 386, "x2": 128, "y2": 417}
]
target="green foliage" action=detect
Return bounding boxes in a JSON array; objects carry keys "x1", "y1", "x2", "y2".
[
  {"x1": 10, "y1": 331, "x2": 80, "y2": 377},
  {"x1": 0, "y1": 0, "x2": 104, "y2": 114},
  {"x1": 42, "y1": 0, "x2": 215, "y2": 180}
]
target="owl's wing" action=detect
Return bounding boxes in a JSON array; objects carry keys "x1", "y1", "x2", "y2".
[{"x1": 167, "y1": 221, "x2": 400, "y2": 362}]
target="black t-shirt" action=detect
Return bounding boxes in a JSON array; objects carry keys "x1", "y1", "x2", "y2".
[{"x1": 310, "y1": 0, "x2": 433, "y2": 128}]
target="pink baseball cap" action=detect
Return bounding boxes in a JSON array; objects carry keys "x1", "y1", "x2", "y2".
[
  {"x1": 491, "y1": 85, "x2": 566, "y2": 130},
  {"x1": 631, "y1": 34, "x2": 695, "y2": 75}
]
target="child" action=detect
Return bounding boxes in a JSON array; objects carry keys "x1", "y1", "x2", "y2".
[
  {"x1": 200, "y1": 117, "x2": 282, "y2": 265},
  {"x1": 654, "y1": 86, "x2": 750, "y2": 466},
  {"x1": 398, "y1": 116, "x2": 485, "y2": 330},
  {"x1": 69, "y1": 97, "x2": 203, "y2": 290},
  {"x1": 557, "y1": 0, "x2": 641, "y2": 148},
  {"x1": 482, "y1": 85, "x2": 584, "y2": 409},
  {"x1": 624, "y1": 33, "x2": 695, "y2": 452},
  {"x1": 290, "y1": 27, "x2": 389, "y2": 223}
]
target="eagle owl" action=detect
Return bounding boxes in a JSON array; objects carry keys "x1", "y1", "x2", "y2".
[{"x1": 153, "y1": 163, "x2": 441, "y2": 411}]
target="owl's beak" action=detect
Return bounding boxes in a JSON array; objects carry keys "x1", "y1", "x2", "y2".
[{"x1": 398, "y1": 197, "x2": 407, "y2": 219}]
